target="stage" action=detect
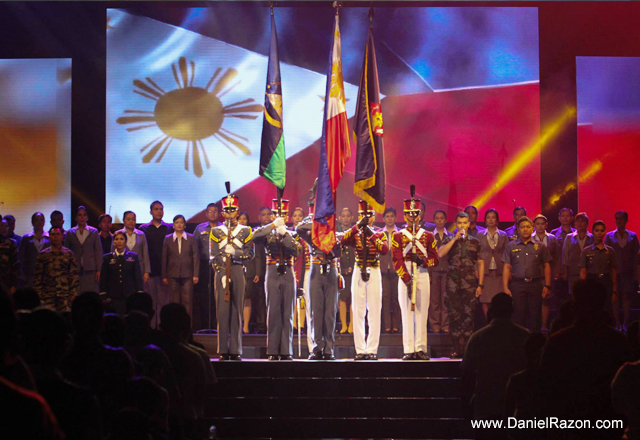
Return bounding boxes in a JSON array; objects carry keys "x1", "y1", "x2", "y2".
[{"x1": 205, "y1": 357, "x2": 471, "y2": 440}]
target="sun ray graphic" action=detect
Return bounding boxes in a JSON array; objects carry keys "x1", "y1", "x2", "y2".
[{"x1": 117, "y1": 56, "x2": 262, "y2": 177}]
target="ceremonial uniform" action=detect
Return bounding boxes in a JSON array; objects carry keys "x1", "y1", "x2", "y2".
[
  {"x1": 296, "y1": 217, "x2": 341, "y2": 359},
  {"x1": 99, "y1": 250, "x2": 143, "y2": 315},
  {"x1": 502, "y1": 239, "x2": 552, "y2": 331},
  {"x1": 296, "y1": 228, "x2": 314, "y2": 352},
  {"x1": 33, "y1": 247, "x2": 79, "y2": 312},
  {"x1": 0, "y1": 236, "x2": 19, "y2": 293},
  {"x1": 550, "y1": 226, "x2": 575, "y2": 305},
  {"x1": 391, "y1": 199, "x2": 439, "y2": 358},
  {"x1": 442, "y1": 234, "x2": 483, "y2": 354},
  {"x1": 340, "y1": 201, "x2": 389, "y2": 359},
  {"x1": 252, "y1": 200, "x2": 302, "y2": 358},
  {"x1": 193, "y1": 221, "x2": 221, "y2": 330},
  {"x1": 430, "y1": 229, "x2": 453, "y2": 333},
  {"x1": 562, "y1": 231, "x2": 593, "y2": 295},
  {"x1": 579, "y1": 243, "x2": 617, "y2": 321},
  {"x1": 210, "y1": 195, "x2": 254, "y2": 358}
]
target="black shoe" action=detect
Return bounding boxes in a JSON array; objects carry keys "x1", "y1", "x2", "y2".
[
  {"x1": 449, "y1": 352, "x2": 461, "y2": 359},
  {"x1": 308, "y1": 352, "x2": 323, "y2": 360},
  {"x1": 416, "y1": 351, "x2": 430, "y2": 360},
  {"x1": 368, "y1": 354, "x2": 378, "y2": 361},
  {"x1": 324, "y1": 354, "x2": 335, "y2": 360},
  {"x1": 219, "y1": 354, "x2": 230, "y2": 361},
  {"x1": 280, "y1": 355, "x2": 293, "y2": 361},
  {"x1": 354, "y1": 353, "x2": 368, "y2": 361},
  {"x1": 229, "y1": 354, "x2": 242, "y2": 361},
  {"x1": 402, "y1": 353, "x2": 414, "y2": 361},
  {"x1": 268, "y1": 355, "x2": 279, "y2": 361}
]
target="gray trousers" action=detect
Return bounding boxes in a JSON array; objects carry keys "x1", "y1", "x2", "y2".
[
  {"x1": 265, "y1": 265, "x2": 296, "y2": 356},
  {"x1": 429, "y1": 270, "x2": 450, "y2": 332},
  {"x1": 147, "y1": 276, "x2": 170, "y2": 328},
  {"x1": 216, "y1": 265, "x2": 245, "y2": 355},
  {"x1": 309, "y1": 266, "x2": 339, "y2": 355},
  {"x1": 168, "y1": 278, "x2": 194, "y2": 318}
]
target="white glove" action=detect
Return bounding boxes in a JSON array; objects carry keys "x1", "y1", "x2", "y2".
[
  {"x1": 221, "y1": 275, "x2": 227, "y2": 289},
  {"x1": 273, "y1": 217, "x2": 285, "y2": 228},
  {"x1": 276, "y1": 225, "x2": 288, "y2": 236},
  {"x1": 224, "y1": 245, "x2": 236, "y2": 256}
]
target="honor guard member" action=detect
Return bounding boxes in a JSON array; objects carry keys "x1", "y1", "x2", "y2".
[
  {"x1": 580, "y1": 220, "x2": 618, "y2": 323},
  {"x1": 391, "y1": 197, "x2": 439, "y2": 360},
  {"x1": 210, "y1": 194, "x2": 254, "y2": 361},
  {"x1": 561, "y1": 212, "x2": 593, "y2": 295},
  {"x1": 340, "y1": 201, "x2": 389, "y2": 361},
  {"x1": 502, "y1": 216, "x2": 553, "y2": 332},
  {"x1": 438, "y1": 212, "x2": 484, "y2": 358},
  {"x1": 251, "y1": 199, "x2": 302, "y2": 361},
  {"x1": 296, "y1": 211, "x2": 341, "y2": 360},
  {"x1": 33, "y1": 227, "x2": 79, "y2": 312}
]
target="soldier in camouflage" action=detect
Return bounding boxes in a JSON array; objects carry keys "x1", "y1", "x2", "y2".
[
  {"x1": 33, "y1": 227, "x2": 79, "y2": 312},
  {"x1": 438, "y1": 212, "x2": 484, "y2": 359}
]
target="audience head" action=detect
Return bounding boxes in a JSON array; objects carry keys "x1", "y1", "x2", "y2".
[
  {"x1": 159, "y1": 303, "x2": 190, "y2": 340},
  {"x1": 433, "y1": 210, "x2": 447, "y2": 229},
  {"x1": 489, "y1": 293, "x2": 514, "y2": 320},
  {"x1": 572, "y1": 279, "x2": 606, "y2": 323},
  {"x1": 20, "y1": 308, "x2": 70, "y2": 366},
  {"x1": 513, "y1": 206, "x2": 527, "y2": 223},
  {"x1": 50, "y1": 210, "x2": 64, "y2": 229},
  {"x1": 31, "y1": 212, "x2": 45, "y2": 231},
  {"x1": 524, "y1": 332, "x2": 547, "y2": 366},
  {"x1": 102, "y1": 313, "x2": 125, "y2": 348},
  {"x1": 121, "y1": 376, "x2": 169, "y2": 430},
  {"x1": 614, "y1": 210, "x2": 628, "y2": 231},
  {"x1": 149, "y1": 201, "x2": 164, "y2": 222},
  {"x1": 206, "y1": 203, "x2": 219, "y2": 225},
  {"x1": 71, "y1": 292, "x2": 104, "y2": 337},
  {"x1": 124, "y1": 311, "x2": 151, "y2": 352},
  {"x1": 237, "y1": 211, "x2": 249, "y2": 226},
  {"x1": 464, "y1": 205, "x2": 479, "y2": 225},
  {"x1": 98, "y1": 214, "x2": 113, "y2": 234},
  {"x1": 125, "y1": 291, "x2": 154, "y2": 321},
  {"x1": 13, "y1": 287, "x2": 41, "y2": 311},
  {"x1": 136, "y1": 345, "x2": 170, "y2": 382},
  {"x1": 484, "y1": 208, "x2": 499, "y2": 227}
]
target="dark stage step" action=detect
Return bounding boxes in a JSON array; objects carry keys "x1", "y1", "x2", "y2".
[{"x1": 206, "y1": 360, "x2": 472, "y2": 439}]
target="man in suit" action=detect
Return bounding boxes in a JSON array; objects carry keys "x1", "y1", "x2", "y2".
[
  {"x1": 64, "y1": 206, "x2": 103, "y2": 294},
  {"x1": 561, "y1": 212, "x2": 593, "y2": 296},
  {"x1": 114, "y1": 211, "x2": 151, "y2": 282},
  {"x1": 532, "y1": 214, "x2": 559, "y2": 332},
  {"x1": 99, "y1": 231, "x2": 143, "y2": 315},
  {"x1": 162, "y1": 215, "x2": 199, "y2": 319}
]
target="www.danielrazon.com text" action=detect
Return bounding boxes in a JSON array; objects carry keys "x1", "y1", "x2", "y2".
[{"x1": 471, "y1": 417, "x2": 624, "y2": 430}]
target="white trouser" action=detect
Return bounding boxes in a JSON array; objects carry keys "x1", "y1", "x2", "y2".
[
  {"x1": 303, "y1": 271, "x2": 313, "y2": 352},
  {"x1": 352, "y1": 266, "x2": 382, "y2": 355},
  {"x1": 398, "y1": 266, "x2": 430, "y2": 354}
]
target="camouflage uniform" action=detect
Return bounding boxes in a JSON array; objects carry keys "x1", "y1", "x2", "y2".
[
  {"x1": 442, "y1": 235, "x2": 483, "y2": 353},
  {"x1": 0, "y1": 237, "x2": 19, "y2": 292},
  {"x1": 33, "y1": 247, "x2": 79, "y2": 312}
]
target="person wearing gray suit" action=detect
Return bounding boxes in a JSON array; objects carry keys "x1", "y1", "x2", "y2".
[
  {"x1": 162, "y1": 215, "x2": 199, "y2": 319},
  {"x1": 64, "y1": 206, "x2": 103, "y2": 294},
  {"x1": 477, "y1": 209, "x2": 509, "y2": 320},
  {"x1": 251, "y1": 200, "x2": 302, "y2": 361},
  {"x1": 561, "y1": 212, "x2": 593, "y2": 296},
  {"x1": 18, "y1": 212, "x2": 50, "y2": 287},
  {"x1": 113, "y1": 211, "x2": 151, "y2": 281}
]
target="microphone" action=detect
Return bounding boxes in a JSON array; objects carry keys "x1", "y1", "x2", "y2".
[{"x1": 459, "y1": 229, "x2": 466, "y2": 241}]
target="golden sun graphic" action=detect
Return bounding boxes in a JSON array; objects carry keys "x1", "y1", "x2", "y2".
[{"x1": 117, "y1": 57, "x2": 263, "y2": 177}]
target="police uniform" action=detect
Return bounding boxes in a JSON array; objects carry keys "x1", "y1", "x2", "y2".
[
  {"x1": 502, "y1": 238, "x2": 552, "y2": 331},
  {"x1": 550, "y1": 226, "x2": 575, "y2": 306},
  {"x1": 605, "y1": 229, "x2": 639, "y2": 328},
  {"x1": 210, "y1": 195, "x2": 254, "y2": 358},
  {"x1": 505, "y1": 224, "x2": 518, "y2": 242},
  {"x1": 533, "y1": 232, "x2": 559, "y2": 312},
  {"x1": 193, "y1": 220, "x2": 221, "y2": 330},
  {"x1": 430, "y1": 229, "x2": 453, "y2": 333},
  {"x1": 562, "y1": 231, "x2": 593, "y2": 295},
  {"x1": 391, "y1": 198, "x2": 439, "y2": 359},
  {"x1": 251, "y1": 199, "x2": 302, "y2": 359},
  {"x1": 579, "y1": 243, "x2": 617, "y2": 321},
  {"x1": 99, "y1": 249, "x2": 143, "y2": 315},
  {"x1": 340, "y1": 201, "x2": 389, "y2": 359},
  {"x1": 442, "y1": 233, "x2": 482, "y2": 355},
  {"x1": 33, "y1": 247, "x2": 79, "y2": 312},
  {"x1": 296, "y1": 217, "x2": 341, "y2": 359}
]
